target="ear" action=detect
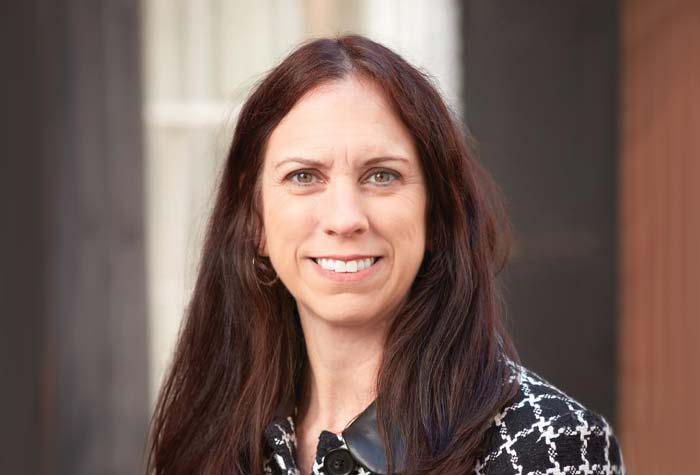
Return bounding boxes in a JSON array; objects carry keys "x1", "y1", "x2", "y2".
[
  {"x1": 251, "y1": 209, "x2": 268, "y2": 256},
  {"x1": 425, "y1": 232, "x2": 433, "y2": 253},
  {"x1": 258, "y1": 228, "x2": 269, "y2": 256}
]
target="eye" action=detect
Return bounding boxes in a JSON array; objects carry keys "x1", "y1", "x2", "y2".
[
  {"x1": 287, "y1": 170, "x2": 318, "y2": 186},
  {"x1": 367, "y1": 169, "x2": 400, "y2": 186}
]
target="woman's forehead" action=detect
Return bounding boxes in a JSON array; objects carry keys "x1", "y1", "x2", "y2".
[{"x1": 265, "y1": 77, "x2": 417, "y2": 166}]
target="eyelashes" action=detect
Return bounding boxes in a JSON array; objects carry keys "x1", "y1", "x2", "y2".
[
  {"x1": 287, "y1": 170, "x2": 316, "y2": 186},
  {"x1": 285, "y1": 168, "x2": 401, "y2": 187}
]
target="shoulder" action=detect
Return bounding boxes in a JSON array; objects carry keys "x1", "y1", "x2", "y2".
[{"x1": 475, "y1": 361, "x2": 626, "y2": 475}]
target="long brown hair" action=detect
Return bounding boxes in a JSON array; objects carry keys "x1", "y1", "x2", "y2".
[{"x1": 147, "y1": 34, "x2": 520, "y2": 474}]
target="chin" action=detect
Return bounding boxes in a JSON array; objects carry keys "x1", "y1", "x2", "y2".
[
  {"x1": 322, "y1": 306, "x2": 375, "y2": 325},
  {"x1": 302, "y1": 299, "x2": 384, "y2": 327}
]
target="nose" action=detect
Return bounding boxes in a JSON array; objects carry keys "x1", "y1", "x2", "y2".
[{"x1": 320, "y1": 177, "x2": 369, "y2": 237}]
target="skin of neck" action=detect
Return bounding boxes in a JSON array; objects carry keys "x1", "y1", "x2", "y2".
[{"x1": 295, "y1": 309, "x2": 390, "y2": 436}]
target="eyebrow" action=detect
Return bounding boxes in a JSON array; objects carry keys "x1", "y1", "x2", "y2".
[{"x1": 274, "y1": 156, "x2": 410, "y2": 171}]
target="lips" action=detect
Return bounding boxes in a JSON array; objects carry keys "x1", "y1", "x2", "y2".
[
  {"x1": 308, "y1": 256, "x2": 383, "y2": 280},
  {"x1": 311, "y1": 254, "x2": 381, "y2": 261},
  {"x1": 314, "y1": 256, "x2": 379, "y2": 271}
]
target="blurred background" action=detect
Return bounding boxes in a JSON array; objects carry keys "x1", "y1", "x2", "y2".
[{"x1": 2, "y1": 0, "x2": 698, "y2": 474}]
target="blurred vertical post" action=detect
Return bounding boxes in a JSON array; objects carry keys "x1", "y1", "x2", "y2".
[
  {"x1": 460, "y1": 0, "x2": 619, "y2": 422},
  {"x1": 619, "y1": 0, "x2": 700, "y2": 473},
  {"x1": 1, "y1": 0, "x2": 150, "y2": 474}
]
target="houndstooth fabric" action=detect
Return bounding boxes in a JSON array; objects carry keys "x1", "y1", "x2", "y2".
[
  {"x1": 264, "y1": 416, "x2": 374, "y2": 475},
  {"x1": 263, "y1": 362, "x2": 625, "y2": 475},
  {"x1": 474, "y1": 362, "x2": 625, "y2": 474}
]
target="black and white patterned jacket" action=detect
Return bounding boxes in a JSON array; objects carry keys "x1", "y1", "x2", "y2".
[{"x1": 263, "y1": 362, "x2": 626, "y2": 475}]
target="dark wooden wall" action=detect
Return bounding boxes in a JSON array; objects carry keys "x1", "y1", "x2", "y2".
[
  {"x1": 1, "y1": 2, "x2": 149, "y2": 474},
  {"x1": 459, "y1": 1, "x2": 619, "y2": 422}
]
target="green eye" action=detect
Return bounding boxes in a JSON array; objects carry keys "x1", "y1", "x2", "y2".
[
  {"x1": 286, "y1": 169, "x2": 399, "y2": 187},
  {"x1": 289, "y1": 171, "x2": 316, "y2": 186},
  {"x1": 368, "y1": 170, "x2": 399, "y2": 185}
]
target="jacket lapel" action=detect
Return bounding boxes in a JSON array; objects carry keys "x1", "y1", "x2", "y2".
[{"x1": 269, "y1": 397, "x2": 406, "y2": 475}]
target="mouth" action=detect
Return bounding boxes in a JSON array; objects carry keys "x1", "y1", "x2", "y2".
[{"x1": 310, "y1": 256, "x2": 382, "y2": 274}]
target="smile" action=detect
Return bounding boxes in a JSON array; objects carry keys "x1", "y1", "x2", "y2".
[
  {"x1": 311, "y1": 257, "x2": 379, "y2": 273},
  {"x1": 309, "y1": 256, "x2": 382, "y2": 282}
]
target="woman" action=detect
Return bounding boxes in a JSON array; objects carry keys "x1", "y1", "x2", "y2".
[{"x1": 148, "y1": 35, "x2": 625, "y2": 475}]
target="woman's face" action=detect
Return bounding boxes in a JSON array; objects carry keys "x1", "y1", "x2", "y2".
[{"x1": 260, "y1": 76, "x2": 427, "y2": 327}]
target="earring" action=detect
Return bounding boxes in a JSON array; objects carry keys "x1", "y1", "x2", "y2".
[{"x1": 252, "y1": 256, "x2": 279, "y2": 287}]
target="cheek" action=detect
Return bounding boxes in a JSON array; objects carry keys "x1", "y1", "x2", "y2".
[
  {"x1": 373, "y1": 191, "x2": 427, "y2": 245},
  {"x1": 263, "y1": 189, "x2": 315, "y2": 257}
]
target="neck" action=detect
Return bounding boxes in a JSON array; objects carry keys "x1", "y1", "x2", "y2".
[{"x1": 296, "y1": 312, "x2": 388, "y2": 435}]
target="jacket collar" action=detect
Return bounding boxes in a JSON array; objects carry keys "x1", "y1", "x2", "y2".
[{"x1": 271, "y1": 397, "x2": 406, "y2": 475}]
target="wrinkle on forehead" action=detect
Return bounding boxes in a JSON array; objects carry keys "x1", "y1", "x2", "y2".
[{"x1": 264, "y1": 76, "x2": 418, "y2": 173}]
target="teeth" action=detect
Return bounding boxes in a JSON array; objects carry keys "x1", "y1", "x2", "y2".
[{"x1": 315, "y1": 257, "x2": 377, "y2": 273}]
